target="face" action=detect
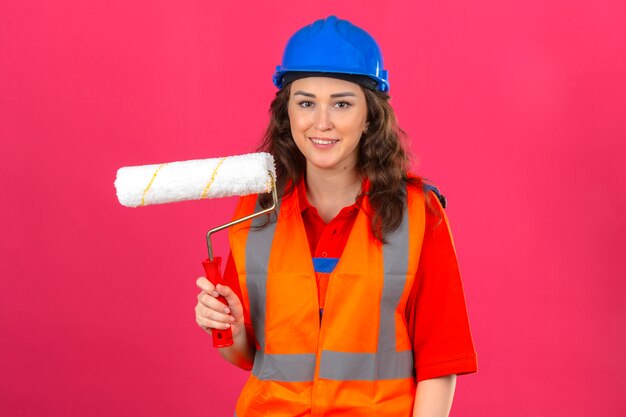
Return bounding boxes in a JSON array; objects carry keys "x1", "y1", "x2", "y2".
[{"x1": 287, "y1": 77, "x2": 368, "y2": 174}]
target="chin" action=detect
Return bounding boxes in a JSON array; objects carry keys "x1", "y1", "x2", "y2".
[{"x1": 306, "y1": 159, "x2": 335, "y2": 170}]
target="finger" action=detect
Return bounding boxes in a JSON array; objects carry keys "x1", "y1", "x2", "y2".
[
  {"x1": 200, "y1": 304, "x2": 234, "y2": 323},
  {"x1": 197, "y1": 293, "x2": 231, "y2": 313},
  {"x1": 196, "y1": 277, "x2": 213, "y2": 292},
  {"x1": 196, "y1": 277, "x2": 219, "y2": 297},
  {"x1": 196, "y1": 315, "x2": 231, "y2": 331},
  {"x1": 196, "y1": 304, "x2": 235, "y2": 325}
]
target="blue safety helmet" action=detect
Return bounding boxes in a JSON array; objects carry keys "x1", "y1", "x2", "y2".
[{"x1": 273, "y1": 16, "x2": 390, "y2": 92}]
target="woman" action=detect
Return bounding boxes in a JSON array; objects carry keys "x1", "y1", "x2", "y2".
[{"x1": 195, "y1": 16, "x2": 477, "y2": 417}]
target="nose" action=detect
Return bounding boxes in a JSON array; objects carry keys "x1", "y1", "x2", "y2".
[{"x1": 314, "y1": 107, "x2": 333, "y2": 131}]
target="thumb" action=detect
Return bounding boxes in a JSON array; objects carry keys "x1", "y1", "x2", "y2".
[{"x1": 216, "y1": 284, "x2": 243, "y2": 317}]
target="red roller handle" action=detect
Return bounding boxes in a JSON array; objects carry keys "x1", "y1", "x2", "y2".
[{"x1": 202, "y1": 256, "x2": 234, "y2": 348}]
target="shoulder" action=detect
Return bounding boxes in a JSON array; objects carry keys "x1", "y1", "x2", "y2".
[
  {"x1": 405, "y1": 173, "x2": 447, "y2": 228},
  {"x1": 405, "y1": 173, "x2": 447, "y2": 207}
]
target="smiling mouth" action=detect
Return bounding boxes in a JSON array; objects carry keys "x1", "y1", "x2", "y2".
[{"x1": 309, "y1": 137, "x2": 339, "y2": 145}]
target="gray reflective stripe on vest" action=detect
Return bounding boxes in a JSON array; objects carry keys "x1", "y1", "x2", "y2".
[
  {"x1": 245, "y1": 199, "x2": 317, "y2": 382},
  {"x1": 252, "y1": 351, "x2": 316, "y2": 382},
  {"x1": 319, "y1": 204, "x2": 413, "y2": 381},
  {"x1": 246, "y1": 196, "x2": 413, "y2": 382},
  {"x1": 245, "y1": 198, "x2": 280, "y2": 351},
  {"x1": 318, "y1": 350, "x2": 413, "y2": 381}
]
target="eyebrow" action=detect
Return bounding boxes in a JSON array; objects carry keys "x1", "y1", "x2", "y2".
[{"x1": 293, "y1": 91, "x2": 358, "y2": 98}]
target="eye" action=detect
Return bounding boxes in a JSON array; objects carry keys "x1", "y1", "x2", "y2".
[
  {"x1": 297, "y1": 101, "x2": 314, "y2": 108},
  {"x1": 334, "y1": 101, "x2": 352, "y2": 109}
]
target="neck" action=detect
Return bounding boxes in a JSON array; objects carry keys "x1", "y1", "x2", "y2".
[{"x1": 304, "y1": 163, "x2": 362, "y2": 213}]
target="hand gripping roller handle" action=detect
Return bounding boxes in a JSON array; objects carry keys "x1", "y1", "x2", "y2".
[{"x1": 201, "y1": 256, "x2": 233, "y2": 348}]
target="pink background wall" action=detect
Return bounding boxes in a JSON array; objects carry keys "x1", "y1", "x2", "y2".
[{"x1": 1, "y1": 1, "x2": 625, "y2": 416}]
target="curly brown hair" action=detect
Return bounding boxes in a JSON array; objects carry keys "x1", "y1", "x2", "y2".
[{"x1": 257, "y1": 83, "x2": 424, "y2": 242}]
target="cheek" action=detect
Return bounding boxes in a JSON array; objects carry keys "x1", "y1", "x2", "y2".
[
  {"x1": 287, "y1": 112, "x2": 306, "y2": 149},
  {"x1": 288, "y1": 112, "x2": 310, "y2": 133},
  {"x1": 338, "y1": 114, "x2": 367, "y2": 137}
]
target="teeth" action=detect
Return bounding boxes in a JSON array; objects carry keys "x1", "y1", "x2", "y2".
[{"x1": 311, "y1": 138, "x2": 337, "y2": 145}]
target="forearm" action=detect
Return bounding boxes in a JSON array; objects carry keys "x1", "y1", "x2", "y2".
[
  {"x1": 217, "y1": 325, "x2": 255, "y2": 370},
  {"x1": 412, "y1": 374, "x2": 457, "y2": 417}
]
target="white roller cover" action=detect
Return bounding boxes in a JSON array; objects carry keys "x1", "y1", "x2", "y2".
[{"x1": 115, "y1": 152, "x2": 275, "y2": 207}]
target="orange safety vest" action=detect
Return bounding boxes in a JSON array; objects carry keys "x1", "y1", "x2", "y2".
[{"x1": 228, "y1": 183, "x2": 426, "y2": 417}]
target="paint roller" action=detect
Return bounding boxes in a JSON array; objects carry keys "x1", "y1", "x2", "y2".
[{"x1": 114, "y1": 152, "x2": 278, "y2": 348}]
